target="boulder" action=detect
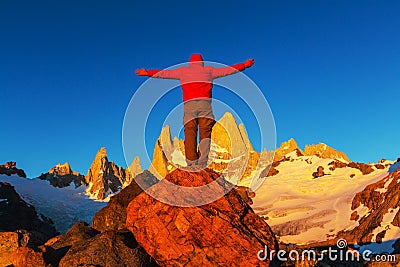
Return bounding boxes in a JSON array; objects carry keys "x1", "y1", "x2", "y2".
[
  {"x1": 44, "y1": 221, "x2": 99, "y2": 266},
  {"x1": 0, "y1": 232, "x2": 20, "y2": 266},
  {"x1": 10, "y1": 247, "x2": 46, "y2": 267},
  {"x1": 126, "y1": 168, "x2": 279, "y2": 266},
  {"x1": 92, "y1": 170, "x2": 158, "y2": 231}
]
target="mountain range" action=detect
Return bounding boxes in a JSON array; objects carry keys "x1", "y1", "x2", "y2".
[{"x1": 0, "y1": 111, "x2": 399, "y2": 266}]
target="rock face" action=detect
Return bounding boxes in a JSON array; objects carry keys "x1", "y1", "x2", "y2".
[
  {"x1": 0, "y1": 161, "x2": 26, "y2": 177},
  {"x1": 92, "y1": 170, "x2": 158, "y2": 232},
  {"x1": 340, "y1": 169, "x2": 400, "y2": 246},
  {"x1": 208, "y1": 113, "x2": 267, "y2": 185},
  {"x1": 10, "y1": 246, "x2": 46, "y2": 267},
  {"x1": 85, "y1": 147, "x2": 142, "y2": 200},
  {"x1": 210, "y1": 112, "x2": 249, "y2": 158},
  {"x1": 0, "y1": 182, "x2": 57, "y2": 239},
  {"x1": 149, "y1": 125, "x2": 175, "y2": 179},
  {"x1": 38, "y1": 162, "x2": 86, "y2": 188},
  {"x1": 0, "y1": 232, "x2": 20, "y2": 266},
  {"x1": 126, "y1": 168, "x2": 279, "y2": 266},
  {"x1": 303, "y1": 143, "x2": 350, "y2": 162}
]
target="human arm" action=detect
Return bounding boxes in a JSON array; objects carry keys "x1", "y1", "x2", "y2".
[
  {"x1": 211, "y1": 59, "x2": 254, "y2": 78},
  {"x1": 135, "y1": 67, "x2": 182, "y2": 79}
]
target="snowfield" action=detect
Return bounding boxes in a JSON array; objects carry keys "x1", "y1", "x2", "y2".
[
  {"x1": 248, "y1": 154, "x2": 399, "y2": 248},
  {"x1": 0, "y1": 174, "x2": 107, "y2": 233}
]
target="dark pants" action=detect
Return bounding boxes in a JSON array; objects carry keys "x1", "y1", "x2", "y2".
[{"x1": 183, "y1": 100, "x2": 215, "y2": 166}]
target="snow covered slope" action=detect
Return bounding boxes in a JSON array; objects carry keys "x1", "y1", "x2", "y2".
[
  {"x1": 248, "y1": 152, "x2": 394, "y2": 245},
  {"x1": 0, "y1": 174, "x2": 107, "y2": 233}
]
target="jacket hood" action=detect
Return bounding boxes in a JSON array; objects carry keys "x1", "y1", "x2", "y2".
[{"x1": 189, "y1": 54, "x2": 204, "y2": 67}]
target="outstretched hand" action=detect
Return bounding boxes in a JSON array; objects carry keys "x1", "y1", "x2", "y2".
[
  {"x1": 244, "y1": 59, "x2": 254, "y2": 68},
  {"x1": 136, "y1": 68, "x2": 148, "y2": 76}
]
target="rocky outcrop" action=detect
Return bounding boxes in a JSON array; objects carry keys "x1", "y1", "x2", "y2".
[
  {"x1": 274, "y1": 138, "x2": 302, "y2": 161},
  {"x1": 38, "y1": 162, "x2": 86, "y2": 188},
  {"x1": 86, "y1": 147, "x2": 142, "y2": 200},
  {"x1": 38, "y1": 220, "x2": 158, "y2": 267},
  {"x1": 312, "y1": 166, "x2": 326, "y2": 178},
  {"x1": 303, "y1": 143, "x2": 350, "y2": 162},
  {"x1": 92, "y1": 170, "x2": 158, "y2": 232},
  {"x1": 340, "y1": 169, "x2": 400, "y2": 245},
  {"x1": 348, "y1": 161, "x2": 375, "y2": 175},
  {"x1": 49, "y1": 161, "x2": 73, "y2": 176},
  {"x1": 10, "y1": 246, "x2": 46, "y2": 267},
  {"x1": 0, "y1": 161, "x2": 26, "y2": 177},
  {"x1": 328, "y1": 160, "x2": 348, "y2": 171},
  {"x1": 58, "y1": 230, "x2": 159, "y2": 267},
  {"x1": 126, "y1": 168, "x2": 279, "y2": 266},
  {"x1": 42, "y1": 221, "x2": 100, "y2": 265},
  {"x1": 0, "y1": 232, "x2": 20, "y2": 266}
]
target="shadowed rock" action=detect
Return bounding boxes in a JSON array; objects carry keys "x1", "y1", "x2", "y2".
[{"x1": 58, "y1": 230, "x2": 159, "y2": 267}]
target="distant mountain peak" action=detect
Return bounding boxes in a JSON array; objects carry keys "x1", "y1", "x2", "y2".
[
  {"x1": 95, "y1": 147, "x2": 108, "y2": 159},
  {"x1": 39, "y1": 162, "x2": 85, "y2": 188},
  {"x1": 86, "y1": 147, "x2": 141, "y2": 200},
  {"x1": 0, "y1": 161, "x2": 26, "y2": 178},
  {"x1": 48, "y1": 162, "x2": 72, "y2": 176},
  {"x1": 274, "y1": 138, "x2": 302, "y2": 161},
  {"x1": 274, "y1": 139, "x2": 350, "y2": 163},
  {"x1": 304, "y1": 143, "x2": 350, "y2": 162}
]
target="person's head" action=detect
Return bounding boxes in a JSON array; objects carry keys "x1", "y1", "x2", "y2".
[{"x1": 189, "y1": 53, "x2": 204, "y2": 67}]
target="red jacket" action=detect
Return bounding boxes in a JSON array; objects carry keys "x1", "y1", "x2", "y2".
[{"x1": 147, "y1": 54, "x2": 246, "y2": 102}]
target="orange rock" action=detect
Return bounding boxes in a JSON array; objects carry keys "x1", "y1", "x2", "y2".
[
  {"x1": 126, "y1": 168, "x2": 278, "y2": 266},
  {"x1": 11, "y1": 247, "x2": 46, "y2": 267}
]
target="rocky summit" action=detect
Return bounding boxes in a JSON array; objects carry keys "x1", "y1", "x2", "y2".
[
  {"x1": 38, "y1": 162, "x2": 86, "y2": 188},
  {"x1": 126, "y1": 168, "x2": 279, "y2": 266},
  {"x1": 0, "y1": 161, "x2": 26, "y2": 178},
  {"x1": 85, "y1": 147, "x2": 142, "y2": 200}
]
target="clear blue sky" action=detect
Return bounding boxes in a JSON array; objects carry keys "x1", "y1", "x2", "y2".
[{"x1": 1, "y1": 0, "x2": 399, "y2": 177}]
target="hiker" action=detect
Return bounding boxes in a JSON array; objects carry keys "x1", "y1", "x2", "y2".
[{"x1": 136, "y1": 54, "x2": 254, "y2": 167}]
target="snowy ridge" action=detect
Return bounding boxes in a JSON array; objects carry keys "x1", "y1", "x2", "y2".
[
  {"x1": 250, "y1": 153, "x2": 391, "y2": 245},
  {"x1": 0, "y1": 174, "x2": 107, "y2": 233}
]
